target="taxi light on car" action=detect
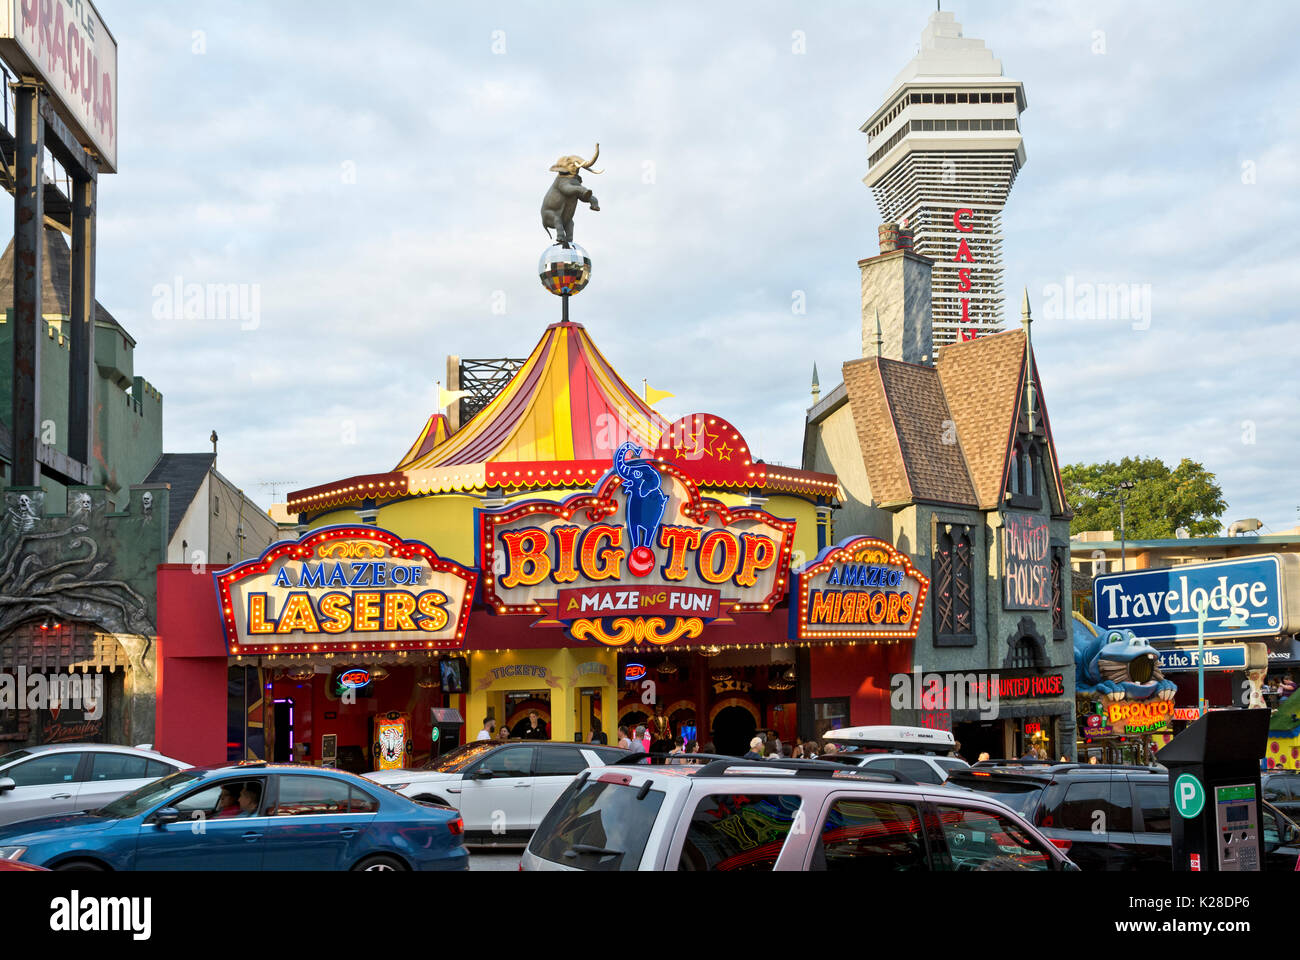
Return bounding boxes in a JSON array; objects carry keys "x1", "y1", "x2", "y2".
[{"x1": 448, "y1": 818, "x2": 464, "y2": 836}]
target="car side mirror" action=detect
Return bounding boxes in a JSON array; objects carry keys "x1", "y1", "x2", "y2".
[
  {"x1": 152, "y1": 807, "x2": 182, "y2": 826},
  {"x1": 472, "y1": 769, "x2": 494, "y2": 781},
  {"x1": 0, "y1": 777, "x2": 14, "y2": 794}
]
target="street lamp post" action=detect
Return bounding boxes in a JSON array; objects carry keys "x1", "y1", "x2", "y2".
[
  {"x1": 1116, "y1": 480, "x2": 1136, "y2": 570},
  {"x1": 1195, "y1": 596, "x2": 1208, "y2": 716}
]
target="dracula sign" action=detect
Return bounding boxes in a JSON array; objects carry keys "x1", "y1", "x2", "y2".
[
  {"x1": 215, "y1": 526, "x2": 477, "y2": 654},
  {"x1": 479, "y1": 443, "x2": 795, "y2": 645}
]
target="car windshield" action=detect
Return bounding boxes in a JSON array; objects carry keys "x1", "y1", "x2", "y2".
[
  {"x1": 93, "y1": 770, "x2": 203, "y2": 819},
  {"x1": 0, "y1": 749, "x2": 33, "y2": 769},
  {"x1": 948, "y1": 778, "x2": 1045, "y2": 818},
  {"x1": 422, "y1": 741, "x2": 500, "y2": 773}
]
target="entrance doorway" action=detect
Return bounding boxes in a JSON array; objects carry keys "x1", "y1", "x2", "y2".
[
  {"x1": 954, "y1": 720, "x2": 1003, "y2": 763},
  {"x1": 712, "y1": 705, "x2": 757, "y2": 757},
  {"x1": 272, "y1": 699, "x2": 294, "y2": 762}
]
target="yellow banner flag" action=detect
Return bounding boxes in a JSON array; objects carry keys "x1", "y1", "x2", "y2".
[{"x1": 643, "y1": 382, "x2": 675, "y2": 406}]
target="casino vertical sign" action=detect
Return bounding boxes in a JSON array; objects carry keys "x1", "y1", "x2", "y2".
[
  {"x1": 0, "y1": 0, "x2": 118, "y2": 171},
  {"x1": 215, "y1": 526, "x2": 477, "y2": 654}
]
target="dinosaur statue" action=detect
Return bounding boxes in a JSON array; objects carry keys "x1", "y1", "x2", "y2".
[{"x1": 1073, "y1": 612, "x2": 1177, "y2": 702}]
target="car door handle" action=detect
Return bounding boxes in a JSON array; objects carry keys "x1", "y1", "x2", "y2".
[
  {"x1": 514, "y1": 783, "x2": 530, "y2": 788},
  {"x1": 241, "y1": 832, "x2": 261, "y2": 841},
  {"x1": 339, "y1": 828, "x2": 359, "y2": 837},
  {"x1": 51, "y1": 793, "x2": 73, "y2": 799}
]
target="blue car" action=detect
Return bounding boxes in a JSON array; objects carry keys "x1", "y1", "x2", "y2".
[{"x1": 0, "y1": 761, "x2": 467, "y2": 871}]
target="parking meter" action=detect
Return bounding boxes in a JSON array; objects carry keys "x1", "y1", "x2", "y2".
[
  {"x1": 1156, "y1": 708, "x2": 1270, "y2": 872},
  {"x1": 430, "y1": 707, "x2": 464, "y2": 759}
]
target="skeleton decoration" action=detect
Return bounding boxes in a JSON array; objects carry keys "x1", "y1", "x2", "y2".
[
  {"x1": 540, "y1": 143, "x2": 602, "y2": 245},
  {"x1": 71, "y1": 492, "x2": 93, "y2": 518},
  {"x1": 141, "y1": 491, "x2": 154, "y2": 522},
  {"x1": 4, "y1": 493, "x2": 39, "y2": 537},
  {"x1": 0, "y1": 493, "x2": 154, "y2": 638}
]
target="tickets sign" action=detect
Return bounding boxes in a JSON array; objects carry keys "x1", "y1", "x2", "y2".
[
  {"x1": 215, "y1": 526, "x2": 477, "y2": 654},
  {"x1": 790, "y1": 536, "x2": 928, "y2": 640},
  {"x1": 478, "y1": 443, "x2": 795, "y2": 645}
]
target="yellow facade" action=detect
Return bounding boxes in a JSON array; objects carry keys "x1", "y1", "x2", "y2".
[{"x1": 465, "y1": 647, "x2": 619, "y2": 744}]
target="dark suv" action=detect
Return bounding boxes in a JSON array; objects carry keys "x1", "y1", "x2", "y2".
[
  {"x1": 946, "y1": 763, "x2": 1300, "y2": 872},
  {"x1": 1263, "y1": 771, "x2": 1300, "y2": 818}
]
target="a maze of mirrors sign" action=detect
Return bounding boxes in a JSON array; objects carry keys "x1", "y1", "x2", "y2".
[{"x1": 791, "y1": 536, "x2": 929, "y2": 640}]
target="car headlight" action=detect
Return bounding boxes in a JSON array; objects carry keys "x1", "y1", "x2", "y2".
[{"x1": 0, "y1": 846, "x2": 27, "y2": 861}]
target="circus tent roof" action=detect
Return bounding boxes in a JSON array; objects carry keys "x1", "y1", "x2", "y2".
[{"x1": 287, "y1": 321, "x2": 837, "y2": 515}]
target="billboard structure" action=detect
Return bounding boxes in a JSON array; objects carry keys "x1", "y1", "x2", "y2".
[{"x1": 0, "y1": 0, "x2": 117, "y2": 489}]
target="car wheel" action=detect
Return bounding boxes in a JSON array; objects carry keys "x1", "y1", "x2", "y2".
[
  {"x1": 352, "y1": 854, "x2": 407, "y2": 872},
  {"x1": 54, "y1": 859, "x2": 107, "y2": 872}
]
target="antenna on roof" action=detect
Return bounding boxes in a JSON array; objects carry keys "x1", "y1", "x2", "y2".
[{"x1": 874, "y1": 308, "x2": 884, "y2": 358}]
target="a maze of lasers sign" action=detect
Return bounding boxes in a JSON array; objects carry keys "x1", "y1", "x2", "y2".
[{"x1": 0, "y1": 0, "x2": 118, "y2": 170}]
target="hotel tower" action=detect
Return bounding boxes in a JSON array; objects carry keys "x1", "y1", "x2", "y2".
[{"x1": 862, "y1": 11, "x2": 1027, "y2": 353}]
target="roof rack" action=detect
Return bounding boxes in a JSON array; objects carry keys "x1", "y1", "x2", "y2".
[
  {"x1": 612, "y1": 751, "x2": 737, "y2": 766},
  {"x1": 612, "y1": 752, "x2": 915, "y2": 784},
  {"x1": 693, "y1": 757, "x2": 917, "y2": 785},
  {"x1": 967, "y1": 761, "x2": 1165, "y2": 774}
]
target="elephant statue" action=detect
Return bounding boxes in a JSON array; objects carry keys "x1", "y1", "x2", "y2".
[{"x1": 614, "y1": 441, "x2": 668, "y2": 551}]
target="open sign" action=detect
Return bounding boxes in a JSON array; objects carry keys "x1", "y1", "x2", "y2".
[
  {"x1": 338, "y1": 668, "x2": 371, "y2": 688},
  {"x1": 624, "y1": 663, "x2": 647, "y2": 683}
]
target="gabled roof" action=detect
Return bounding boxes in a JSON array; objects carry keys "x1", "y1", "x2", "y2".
[
  {"x1": 0, "y1": 225, "x2": 129, "y2": 338},
  {"x1": 934, "y1": 328, "x2": 1031, "y2": 510},
  {"x1": 144, "y1": 453, "x2": 215, "y2": 541},
  {"x1": 843, "y1": 356, "x2": 977, "y2": 507},
  {"x1": 834, "y1": 327, "x2": 1066, "y2": 514}
]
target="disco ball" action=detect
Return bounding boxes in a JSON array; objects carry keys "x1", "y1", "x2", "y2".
[{"x1": 538, "y1": 242, "x2": 591, "y2": 296}]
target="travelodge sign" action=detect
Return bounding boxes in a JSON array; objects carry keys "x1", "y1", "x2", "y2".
[
  {"x1": 478, "y1": 443, "x2": 795, "y2": 645},
  {"x1": 790, "y1": 536, "x2": 929, "y2": 641},
  {"x1": 214, "y1": 526, "x2": 478, "y2": 654}
]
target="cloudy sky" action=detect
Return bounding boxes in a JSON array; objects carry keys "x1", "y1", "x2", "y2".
[{"x1": 24, "y1": 1, "x2": 1298, "y2": 529}]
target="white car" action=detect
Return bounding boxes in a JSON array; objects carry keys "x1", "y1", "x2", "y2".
[
  {"x1": 0, "y1": 744, "x2": 191, "y2": 826},
  {"x1": 364, "y1": 740, "x2": 627, "y2": 843},
  {"x1": 818, "y1": 725, "x2": 970, "y2": 784}
]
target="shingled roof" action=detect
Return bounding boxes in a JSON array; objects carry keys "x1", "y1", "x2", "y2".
[
  {"x1": 838, "y1": 328, "x2": 1066, "y2": 513},
  {"x1": 843, "y1": 356, "x2": 977, "y2": 507},
  {"x1": 144, "y1": 453, "x2": 216, "y2": 542},
  {"x1": 0, "y1": 225, "x2": 128, "y2": 337}
]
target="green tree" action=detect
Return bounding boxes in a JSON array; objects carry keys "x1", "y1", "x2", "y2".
[{"x1": 1061, "y1": 457, "x2": 1227, "y2": 539}]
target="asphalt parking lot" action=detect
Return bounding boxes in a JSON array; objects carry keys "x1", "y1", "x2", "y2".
[{"x1": 467, "y1": 848, "x2": 524, "y2": 871}]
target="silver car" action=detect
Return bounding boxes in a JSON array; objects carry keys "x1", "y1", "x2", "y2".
[{"x1": 0, "y1": 744, "x2": 191, "y2": 826}]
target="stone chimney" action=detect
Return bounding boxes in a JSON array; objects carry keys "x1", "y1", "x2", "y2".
[{"x1": 860, "y1": 222, "x2": 933, "y2": 364}]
